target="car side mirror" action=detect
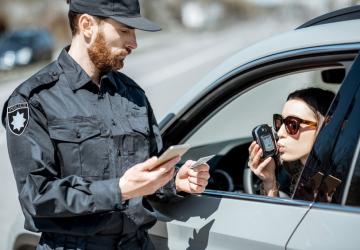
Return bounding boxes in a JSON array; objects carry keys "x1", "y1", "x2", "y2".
[{"x1": 321, "y1": 68, "x2": 346, "y2": 84}]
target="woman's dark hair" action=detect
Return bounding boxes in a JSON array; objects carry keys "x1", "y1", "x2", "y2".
[{"x1": 287, "y1": 87, "x2": 335, "y2": 118}]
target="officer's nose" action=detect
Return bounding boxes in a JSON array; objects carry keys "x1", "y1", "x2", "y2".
[{"x1": 126, "y1": 30, "x2": 138, "y2": 51}]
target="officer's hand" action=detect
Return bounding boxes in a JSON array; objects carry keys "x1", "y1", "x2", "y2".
[
  {"x1": 119, "y1": 156, "x2": 180, "y2": 201},
  {"x1": 175, "y1": 160, "x2": 210, "y2": 194}
]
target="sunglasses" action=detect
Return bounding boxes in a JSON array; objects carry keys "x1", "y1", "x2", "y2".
[{"x1": 273, "y1": 114, "x2": 317, "y2": 135}]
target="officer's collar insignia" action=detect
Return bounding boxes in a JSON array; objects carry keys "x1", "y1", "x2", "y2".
[{"x1": 7, "y1": 102, "x2": 29, "y2": 136}]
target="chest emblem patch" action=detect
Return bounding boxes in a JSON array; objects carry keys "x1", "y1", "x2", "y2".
[{"x1": 7, "y1": 102, "x2": 29, "y2": 136}]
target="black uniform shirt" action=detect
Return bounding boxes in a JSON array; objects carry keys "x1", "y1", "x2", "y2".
[{"x1": 1, "y1": 48, "x2": 177, "y2": 237}]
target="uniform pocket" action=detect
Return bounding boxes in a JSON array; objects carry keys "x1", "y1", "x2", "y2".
[
  {"x1": 48, "y1": 117, "x2": 110, "y2": 178},
  {"x1": 128, "y1": 114, "x2": 150, "y2": 137},
  {"x1": 123, "y1": 114, "x2": 150, "y2": 166}
]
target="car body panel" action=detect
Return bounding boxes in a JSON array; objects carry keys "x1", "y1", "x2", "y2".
[
  {"x1": 164, "y1": 19, "x2": 360, "y2": 122},
  {"x1": 287, "y1": 206, "x2": 360, "y2": 250},
  {"x1": 149, "y1": 193, "x2": 311, "y2": 250}
]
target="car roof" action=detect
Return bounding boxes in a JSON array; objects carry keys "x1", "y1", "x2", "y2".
[
  {"x1": 164, "y1": 18, "x2": 360, "y2": 121},
  {"x1": 297, "y1": 5, "x2": 360, "y2": 29}
]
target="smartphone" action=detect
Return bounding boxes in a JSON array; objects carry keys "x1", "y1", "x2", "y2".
[
  {"x1": 190, "y1": 155, "x2": 215, "y2": 169},
  {"x1": 309, "y1": 171, "x2": 324, "y2": 190},
  {"x1": 322, "y1": 174, "x2": 342, "y2": 193},
  {"x1": 252, "y1": 124, "x2": 277, "y2": 158},
  {"x1": 155, "y1": 144, "x2": 191, "y2": 168}
]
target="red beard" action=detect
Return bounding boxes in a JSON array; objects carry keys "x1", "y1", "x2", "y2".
[{"x1": 88, "y1": 31, "x2": 129, "y2": 74}]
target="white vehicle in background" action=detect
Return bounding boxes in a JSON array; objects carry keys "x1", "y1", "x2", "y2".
[{"x1": 8, "y1": 6, "x2": 360, "y2": 250}]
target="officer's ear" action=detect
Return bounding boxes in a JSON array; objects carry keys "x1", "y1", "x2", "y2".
[{"x1": 78, "y1": 14, "x2": 99, "y2": 43}]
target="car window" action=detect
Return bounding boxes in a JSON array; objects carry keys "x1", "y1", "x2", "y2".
[
  {"x1": 293, "y1": 54, "x2": 360, "y2": 205},
  {"x1": 183, "y1": 67, "x2": 341, "y2": 194},
  {"x1": 6, "y1": 33, "x2": 34, "y2": 47},
  {"x1": 186, "y1": 69, "x2": 340, "y2": 148}
]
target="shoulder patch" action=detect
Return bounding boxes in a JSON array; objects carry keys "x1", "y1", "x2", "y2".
[{"x1": 7, "y1": 102, "x2": 29, "y2": 136}]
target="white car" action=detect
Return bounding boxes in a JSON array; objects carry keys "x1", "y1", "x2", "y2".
[{"x1": 9, "y1": 5, "x2": 360, "y2": 250}]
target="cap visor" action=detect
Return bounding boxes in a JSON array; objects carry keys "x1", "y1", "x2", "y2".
[{"x1": 110, "y1": 16, "x2": 161, "y2": 32}]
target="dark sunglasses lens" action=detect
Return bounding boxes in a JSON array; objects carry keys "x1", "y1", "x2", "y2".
[{"x1": 285, "y1": 118, "x2": 300, "y2": 135}]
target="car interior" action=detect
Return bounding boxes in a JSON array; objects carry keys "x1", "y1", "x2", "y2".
[{"x1": 174, "y1": 62, "x2": 351, "y2": 198}]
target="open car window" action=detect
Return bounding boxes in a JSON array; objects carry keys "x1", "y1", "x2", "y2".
[
  {"x1": 186, "y1": 69, "x2": 341, "y2": 147},
  {"x1": 181, "y1": 66, "x2": 344, "y2": 197}
]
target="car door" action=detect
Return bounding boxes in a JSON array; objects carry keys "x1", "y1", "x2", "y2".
[
  {"x1": 149, "y1": 44, "x2": 360, "y2": 249},
  {"x1": 286, "y1": 53, "x2": 360, "y2": 250},
  {"x1": 151, "y1": 193, "x2": 310, "y2": 250}
]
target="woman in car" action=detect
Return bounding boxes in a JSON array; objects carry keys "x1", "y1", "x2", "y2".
[{"x1": 248, "y1": 87, "x2": 335, "y2": 197}]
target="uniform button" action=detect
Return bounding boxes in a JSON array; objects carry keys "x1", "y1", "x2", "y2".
[
  {"x1": 76, "y1": 132, "x2": 81, "y2": 138},
  {"x1": 112, "y1": 119, "x2": 116, "y2": 126},
  {"x1": 117, "y1": 149, "x2": 121, "y2": 156}
]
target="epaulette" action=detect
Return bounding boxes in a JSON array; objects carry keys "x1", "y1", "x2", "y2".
[
  {"x1": 2, "y1": 61, "x2": 62, "y2": 127},
  {"x1": 13, "y1": 61, "x2": 62, "y2": 99}
]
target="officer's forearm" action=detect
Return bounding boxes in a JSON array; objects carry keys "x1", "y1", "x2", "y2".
[{"x1": 20, "y1": 175, "x2": 125, "y2": 218}]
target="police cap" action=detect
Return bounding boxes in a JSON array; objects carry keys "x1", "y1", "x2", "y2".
[{"x1": 69, "y1": 0, "x2": 161, "y2": 32}]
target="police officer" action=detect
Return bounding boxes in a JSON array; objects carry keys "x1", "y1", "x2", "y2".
[{"x1": 1, "y1": 0, "x2": 210, "y2": 249}]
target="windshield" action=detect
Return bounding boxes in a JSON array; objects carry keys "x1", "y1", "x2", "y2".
[{"x1": 0, "y1": 33, "x2": 34, "y2": 48}]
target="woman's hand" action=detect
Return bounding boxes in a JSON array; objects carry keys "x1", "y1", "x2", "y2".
[
  {"x1": 175, "y1": 160, "x2": 210, "y2": 194},
  {"x1": 248, "y1": 141, "x2": 277, "y2": 195}
]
